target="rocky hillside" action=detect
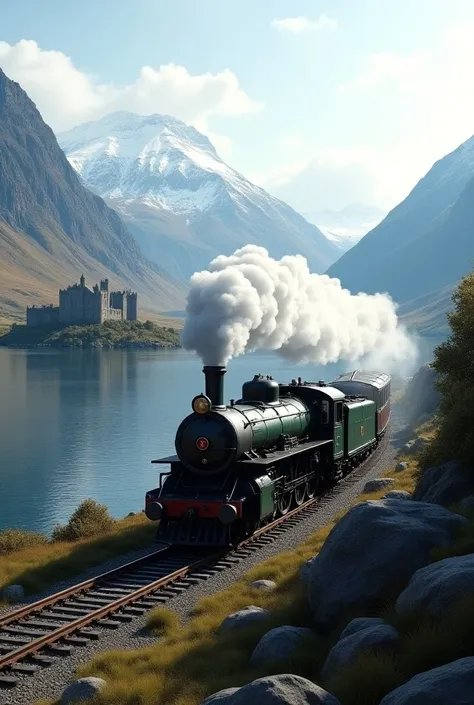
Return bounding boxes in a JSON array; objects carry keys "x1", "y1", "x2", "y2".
[
  {"x1": 0, "y1": 69, "x2": 184, "y2": 320},
  {"x1": 326, "y1": 135, "x2": 474, "y2": 333},
  {"x1": 58, "y1": 112, "x2": 340, "y2": 282}
]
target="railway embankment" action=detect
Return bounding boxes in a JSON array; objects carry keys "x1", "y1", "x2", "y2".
[
  {"x1": 39, "y1": 418, "x2": 474, "y2": 705},
  {"x1": 0, "y1": 502, "x2": 157, "y2": 608}
]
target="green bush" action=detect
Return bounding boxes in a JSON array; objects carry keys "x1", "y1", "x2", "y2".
[
  {"x1": 0, "y1": 528, "x2": 48, "y2": 555},
  {"x1": 421, "y1": 271, "x2": 474, "y2": 472},
  {"x1": 51, "y1": 498, "x2": 116, "y2": 542}
]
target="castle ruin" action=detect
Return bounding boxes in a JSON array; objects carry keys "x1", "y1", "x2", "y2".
[{"x1": 26, "y1": 275, "x2": 138, "y2": 327}]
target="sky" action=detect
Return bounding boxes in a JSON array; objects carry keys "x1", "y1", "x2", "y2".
[{"x1": 1, "y1": 0, "x2": 474, "y2": 218}]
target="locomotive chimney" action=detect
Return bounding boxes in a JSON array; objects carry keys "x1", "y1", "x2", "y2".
[{"x1": 203, "y1": 366, "x2": 226, "y2": 408}]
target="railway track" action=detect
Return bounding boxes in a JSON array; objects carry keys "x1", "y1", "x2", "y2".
[{"x1": 0, "y1": 438, "x2": 388, "y2": 690}]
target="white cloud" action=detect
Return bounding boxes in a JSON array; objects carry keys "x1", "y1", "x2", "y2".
[
  {"x1": 271, "y1": 13, "x2": 337, "y2": 33},
  {"x1": 337, "y1": 50, "x2": 429, "y2": 92},
  {"x1": 0, "y1": 39, "x2": 263, "y2": 143},
  {"x1": 280, "y1": 135, "x2": 305, "y2": 149}
]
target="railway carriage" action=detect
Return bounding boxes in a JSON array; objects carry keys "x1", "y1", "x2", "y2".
[
  {"x1": 145, "y1": 366, "x2": 390, "y2": 547},
  {"x1": 331, "y1": 370, "x2": 391, "y2": 437}
]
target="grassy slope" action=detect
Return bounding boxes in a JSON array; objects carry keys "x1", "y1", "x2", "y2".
[
  {"x1": 0, "y1": 513, "x2": 155, "y2": 598},
  {"x1": 36, "y1": 436, "x2": 443, "y2": 705},
  {"x1": 0, "y1": 219, "x2": 185, "y2": 324},
  {"x1": 0, "y1": 320, "x2": 181, "y2": 348}
]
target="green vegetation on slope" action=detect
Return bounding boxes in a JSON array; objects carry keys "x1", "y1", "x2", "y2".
[
  {"x1": 421, "y1": 270, "x2": 474, "y2": 470},
  {"x1": 0, "y1": 319, "x2": 181, "y2": 348}
]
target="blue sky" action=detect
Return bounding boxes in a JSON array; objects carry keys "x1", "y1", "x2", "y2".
[{"x1": 2, "y1": 0, "x2": 474, "y2": 216}]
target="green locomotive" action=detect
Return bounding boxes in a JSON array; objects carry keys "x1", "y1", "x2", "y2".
[{"x1": 145, "y1": 366, "x2": 391, "y2": 546}]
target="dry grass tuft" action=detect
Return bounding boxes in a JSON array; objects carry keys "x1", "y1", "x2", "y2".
[
  {"x1": 0, "y1": 528, "x2": 48, "y2": 555},
  {"x1": 147, "y1": 607, "x2": 181, "y2": 637}
]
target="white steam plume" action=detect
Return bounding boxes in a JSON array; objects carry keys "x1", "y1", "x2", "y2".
[{"x1": 181, "y1": 245, "x2": 418, "y2": 372}]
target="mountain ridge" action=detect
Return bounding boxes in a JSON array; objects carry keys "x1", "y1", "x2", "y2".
[
  {"x1": 326, "y1": 134, "x2": 474, "y2": 311},
  {"x1": 0, "y1": 70, "x2": 184, "y2": 320}
]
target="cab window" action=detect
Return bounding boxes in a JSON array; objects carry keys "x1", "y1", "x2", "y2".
[
  {"x1": 321, "y1": 401, "x2": 329, "y2": 424},
  {"x1": 335, "y1": 402, "x2": 343, "y2": 424}
]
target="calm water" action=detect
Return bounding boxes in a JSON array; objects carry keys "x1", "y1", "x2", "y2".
[{"x1": 0, "y1": 342, "x2": 438, "y2": 534}]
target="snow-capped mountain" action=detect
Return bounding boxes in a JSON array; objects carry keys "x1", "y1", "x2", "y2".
[{"x1": 58, "y1": 112, "x2": 340, "y2": 282}]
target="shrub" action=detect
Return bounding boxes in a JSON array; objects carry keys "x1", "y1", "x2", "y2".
[
  {"x1": 421, "y1": 271, "x2": 474, "y2": 472},
  {"x1": 0, "y1": 528, "x2": 48, "y2": 555},
  {"x1": 51, "y1": 498, "x2": 116, "y2": 542},
  {"x1": 147, "y1": 607, "x2": 181, "y2": 636}
]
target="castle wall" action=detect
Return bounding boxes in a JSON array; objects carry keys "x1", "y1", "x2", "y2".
[
  {"x1": 26, "y1": 306, "x2": 60, "y2": 327},
  {"x1": 126, "y1": 293, "x2": 138, "y2": 320}
]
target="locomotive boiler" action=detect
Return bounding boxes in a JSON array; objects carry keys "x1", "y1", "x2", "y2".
[{"x1": 145, "y1": 365, "x2": 390, "y2": 546}]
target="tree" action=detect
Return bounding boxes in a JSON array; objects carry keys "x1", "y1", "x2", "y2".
[{"x1": 422, "y1": 272, "x2": 474, "y2": 470}]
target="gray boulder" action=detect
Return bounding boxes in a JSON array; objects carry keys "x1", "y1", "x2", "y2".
[
  {"x1": 307, "y1": 498, "x2": 466, "y2": 627},
  {"x1": 218, "y1": 606, "x2": 269, "y2": 633},
  {"x1": 379, "y1": 656, "x2": 474, "y2": 705},
  {"x1": 384, "y1": 490, "x2": 411, "y2": 500},
  {"x1": 201, "y1": 674, "x2": 341, "y2": 705},
  {"x1": 321, "y1": 620, "x2": 399, "y2": 679},
  {"x1": 339, "y1": 616, "x2": 386, "y2": 639},
  {"x1": 395, "y1": 462, "x2": 408, "y2": 472},
  {"x1": 60, "y1": 677, "x2": 107, "y2": 704},
  {"x1": 2, "y1": 584, "x2": 24, "y2": 602},
  {"x1": 251, "y1": 626, "x2": 314, "y2": 667},
  {"x1": 459, "y1": 495, "x2": 474, "y2": 512},
  {"x1": 300, "y1": 557, "x2": 316, "y2": 586},
  {"x1": 249, "y1": 579, "x2": 277, "y2": 591},
  {"x1": 397, "y1": 363, "x2": 440, "y2": 428},
  {"x1": 396, "y1": 553, "x2": 474, "y2": 616},
  {"x1": 413, "y1": 460, "x2": 474, "y2": 507},
  {"x1": 363, "y1": 478, "x2": 394, "y2": 493}
]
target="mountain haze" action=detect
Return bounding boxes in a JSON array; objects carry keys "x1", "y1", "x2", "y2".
[
  {"x1": 58, "y1": 112, "x2": 340, "y2": 282},
  {"x1": 326, "y1": 135, "x2": 474, "y2": 307},
  {"x1": 0, "y1": 69, "x2": 184, "y2": 321}
]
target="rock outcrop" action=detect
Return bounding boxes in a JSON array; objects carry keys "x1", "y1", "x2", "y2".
[
  {"x1": 321, "y1": 618, "x2": 399, "y2": 679},
  {"x1": 60, "y1": 677, "x2": 107, "y2": 704},
  {"x1": 250, "y1": 626, "x2": 314, "y2": 667},
  {"x1": 384, "y1": 490, "x2": 411, "y2": 500},
  {"x1": 363, "y1": 478, "x2": 395, "y2": 493},
  {"x1": 249, "y1": 580, "x2": 277, "y2": 591},
  {"x1": 218, "y1": 606, "x2": 269, "y2": 633},
  {"x1": 307, "y1": 498, "x2": 466, "y2": 627},
  {"x1": 398, "y1": 363, "x2": 441, "y2": 429},
  {"x1": 412, "y1": 461, "x2": 474, "y2": 508},
  {"x1": 379, "y1": 657, "x2": 474, "y2": 704},
  {"x1": 396, "y1": 553, "x2": 474, "y2": 616},
  {"x1": 201, "y1": 674, "x2": 341, "y2": 705}
]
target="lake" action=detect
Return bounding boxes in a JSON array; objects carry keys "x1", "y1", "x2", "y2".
[{"x1": 0, "y1": 340, "x2": 439, "y2": 535}]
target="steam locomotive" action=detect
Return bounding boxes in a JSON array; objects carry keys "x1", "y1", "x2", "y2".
[{"x1": 145, "y1": 365, "x2": 391, "y2": 546}]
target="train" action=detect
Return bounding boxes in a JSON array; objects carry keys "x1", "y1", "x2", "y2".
[{"x1": 145, "y1": 365, "x2": 391, "y2": 547}]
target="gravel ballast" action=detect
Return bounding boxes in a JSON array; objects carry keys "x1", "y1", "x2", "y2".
[{"x1": 1, "y1": 437, "x2": 398, "y2": 705}]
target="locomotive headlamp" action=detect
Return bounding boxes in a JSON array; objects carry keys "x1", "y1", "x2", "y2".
[{"x1": 192, "y1": 394, "x2": 211, "y2": 415}]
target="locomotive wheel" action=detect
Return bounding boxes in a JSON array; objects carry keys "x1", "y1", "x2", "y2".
[
  {"x1": 276, "y1": 487, "x2": 293, "y2": 515},
  {"x1": 293, "y1": 465, "x2": 307, "y2": 506},
  {"x1": 306, "y1": 475, "x2": 320, "y2": 499}
]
